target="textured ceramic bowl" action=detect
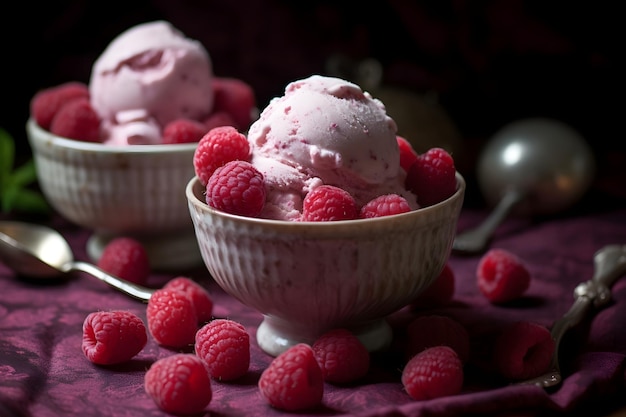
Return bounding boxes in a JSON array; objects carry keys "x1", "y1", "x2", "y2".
[
  {"x1": 186, "y1": 173, "x2": 465, "y2": 356},
  {"x1": 26, "y1": 118, "x2": 201, "y2": 270}
]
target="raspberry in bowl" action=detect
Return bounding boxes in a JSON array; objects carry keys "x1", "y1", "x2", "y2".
[
  {"x1": 186, "y1": 75, "x2": 465, "y2": 356},
  {"x1": 26, "y1": 21, "x2": 257, "y2": 269}
]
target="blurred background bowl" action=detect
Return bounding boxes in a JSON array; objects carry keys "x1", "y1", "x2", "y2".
[
  {"x1": 26, "y1": 117, "x2": 201, "y2": 270},
  {"x1": 186, "y1": 173, "x2": 465, "y2": 356}
]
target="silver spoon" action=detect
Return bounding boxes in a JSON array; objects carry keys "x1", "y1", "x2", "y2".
[
  {"x1": 0, "y1": 221, "x2": 154, "y2": 301},
  {"x1": 519, "y1": 244, "x2": 626, "y2": 388},
  {"x1": 453, "y1": 118, "x2": 595, "y2": 254}
]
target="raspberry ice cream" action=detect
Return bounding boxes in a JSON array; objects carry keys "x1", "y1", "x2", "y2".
[
  {"x1": 89, "y1": 20, "x2": 214, "y2": 145},
  {"x1": 30, "y1": 20, "x2": 258, "y2": 145},
  {"x1": 246, "y1": 75, "x2": 418, "y2": 220}
]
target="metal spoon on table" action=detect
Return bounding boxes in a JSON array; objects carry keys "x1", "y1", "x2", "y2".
[
  {"x1": 0, "y1": 221, "x2": 154, "y2": 301},
  {"x1": 519, "y1": 244, "x2": 626, "y2": 388},
  {"x1": 453, "y1": 118, "x2": 596, "y2": 254}
]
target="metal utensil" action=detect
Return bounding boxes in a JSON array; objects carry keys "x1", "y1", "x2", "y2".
[
  {"x1": 519, "y1": 244, "x2": 626, "y2": 388},
  {"x1": 0, "y1": 221, "x2": 153, "y2": 301},
  {"x1": 453, "y1": 118, "x2": 595, "y2": 254}
]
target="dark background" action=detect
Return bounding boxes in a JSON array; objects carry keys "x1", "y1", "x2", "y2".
[{"x1": 1, "y1": 0, "x2": 623, "y2": 206}]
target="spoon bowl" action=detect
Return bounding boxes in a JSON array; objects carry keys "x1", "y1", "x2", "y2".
[
  {"x1": 478, "y1": 118, "x2": 595, "y2": 216},
  {"x1": 0, "y1": 221, "x2": 154, "y2": 301},
  {"x1": 453, "y1": 118, "x2": 595, "y2": 254}
]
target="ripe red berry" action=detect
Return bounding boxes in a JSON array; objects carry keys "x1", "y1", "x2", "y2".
[
  {"x1": 477, "y1": 248, "x2": 531, "y2": 303},
  {"x1": 162, "y1": 118, "x2": 207, "y2": 144},
  {"x1": 145, "y1": 353, "x2": 212, "y2": 415},
  {"x1": 164, "y1": 276, "x2": 213, "y2": 324},
  {"x1": 195, "y1": 319, "x2": 250, "y2": 381},
  {"x1": 193, "y1": 125, "x2": 251, "y2": 186},
  {"x1": 203, "y1": 111, "x2": 237, "y2": 131},
  {"x1": 205, "y1": 160, "x2": 266, "y2": 217},
  {"x1": 49, "y1": 98, "x2": 101, "y2": 142},
  {"x1": 396, "y1": 135, "x2": 419, "y2": 173},
  {"x1": 405, "y1": 147, "x2": 456, "y2": 207},
  {"x1": 312, "y1": 328, "x2": 370, "y2": 384},
  {"x1": 493, "y1": 321, "x2": 555, "y2": 381},
  {"x1": 146, "y1": 288, "x2": 198, "y2": 348},
  {"x1": 211, "y1": 77, "x2": 257, "y2": 131},
  {"x1": 30, "y1": 82, "x2": 90, "y2": 130},
  {"x1": 302, "y1": 185, "x2": 357, "y2": 222},
  {"x1": 406, "y1": 315, "x2": 470, "y2": 363},
  {"x1": 359, "y1": 194, "x2": 411, "y2": 219},
  {"x1": 410, "y1": 263, "x2": 455, "y2": 309},
  {"x1": 97, "y1": 237, "x2": 150, "y2": 286},
  {"x1": 401, "y1": 346, "x2": 464, "y2": 401},
  {"x1": 81, "y1": 310, "x2": 147, "y2": 365},
  {"x1": 258, "y1": 343, "x2": 324, "y2": 411}
]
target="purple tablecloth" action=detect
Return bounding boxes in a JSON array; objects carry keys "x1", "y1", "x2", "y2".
[{"x1": 1, "y1": 203, "x2": 626, "y2": 416}]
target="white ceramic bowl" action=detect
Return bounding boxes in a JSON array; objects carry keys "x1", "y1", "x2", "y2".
[
  {"x1": 26, "y1": 118, "x2": 201, "y2": 270},
  {"x1": 186, "y1": 173, "x2": 465, "y2": 356}
]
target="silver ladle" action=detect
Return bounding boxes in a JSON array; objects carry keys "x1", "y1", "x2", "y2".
[
  {"x1": 0, "y1": 221, "x2": 154, "y2": 301},
  {"x1": 453, "y1": 118, "x2": 596, "y2": 254}
]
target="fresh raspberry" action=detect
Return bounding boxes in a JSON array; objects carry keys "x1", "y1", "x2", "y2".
[
  {"x1": 81, "y1": 310, "x2": 147, "y2": 365},
  {"x1": 410, "y1": 263, "x2": 455, "y2": 309},
  {"x1": 203, "y1": 111, "x2": 237, "y2": 131},
  {"x1": 401, "y1": 345, "x2": 464, "y2": 401},
  {"x1": 258, "y1": 343, "x2": 324, "y2": 411},
  {"x1": 146, "y1": 288, "x2": 198, "y2": 348},
  {"x1": 49, "y1": 98, "x2": 101, "y2": 142},
  {"x1": 212, "y1": 77, "x2": 257, "y2": 131},
  {"x1": 30, "y1": 82, "x2": 90, "y2": 130},
  {"x1": 405, "y1": 147, "x2": 456, "y2": 207},
  {"x1": 302, "y1": 185, "x2": 357, "y2": 222},
  {"x1": 162, "y1": 118, "x2": 207, "y2": 144},
  {"x1": 359, "y1": 194, "x2": 411, "y2": 219},
  {"x1": 397, "y1": 135, "x2": 419, "y2": 173},
  {"x1": 195, "y1": 319, "x2": 250, "y2": 381},
  {"x1": 193, "y1": 125, "x2": 250, "y2": 186},
  {"x1": 97, "y1": 237, "x2": 150, "y2": 286},
  {"x1": 477, "y1": 248, "x2": 531, "y2": 303},
  {"x1": 205, "y1": 160, "x2": 266, "y2": 217},
  {"x1": 164, "y1": 276, "x2": 213, "y2": 324},
  {"x1": 493, "y1": 321, "x2": 555, "y2": 381},
  {"x1": 145, "y1": 353, "x2": 212, "y2": 415},
  {"x1": 312, "y1": 328, "x2": 370, "y2": 384},
  {"x1": 406, "y1": 315, "x2": 470, "y2": 363}
]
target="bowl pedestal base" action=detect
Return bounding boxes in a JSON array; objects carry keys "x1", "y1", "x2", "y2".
[
  {"x1": 87, "y1": 230, "x2": 203, "y2": 271},
  {"x1": 257, "y1": 315, "x2": 393, "y2": 357}
]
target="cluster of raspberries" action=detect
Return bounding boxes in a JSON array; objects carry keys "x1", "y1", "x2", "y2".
[
  {"x1": 29, "y1": 78, "x2": 256, "y2": 143},
  {"x1": 85, "y1": 238, "x2": 553, "y2": 414},
  {"x1": 81, "y1": 278, "x2": 373, "y2": 414},
  {"x1": 192, "y1": 127, "x2": 458, "y2": 221}
]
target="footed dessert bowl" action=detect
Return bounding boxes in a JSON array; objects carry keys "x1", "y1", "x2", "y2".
[
  {"x1": 186, "y1": 173, "x2": 466, "y2": 356},
  {"x1": 26, "y1": 118, "x2": 201, "y2": 270}
]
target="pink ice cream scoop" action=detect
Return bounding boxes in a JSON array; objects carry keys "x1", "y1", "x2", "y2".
[
  {"x1": 89, "y1": 20, "x2": 214, "y2": 145},
  {"x1": 247, "y1": 75, "x2": 417, "y2": 220}
]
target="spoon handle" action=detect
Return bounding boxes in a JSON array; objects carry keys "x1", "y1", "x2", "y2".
[
  {"x1": 452, "y1": 188, "x2": 525, "y2": 254},
  {"x1": 550, "y1": 244, "x2": 626, "y2": 344},
  {"x1": 68, "y1": 261, "x2": 154, "y2": 302},
  {"x1": 549, "y1": 245, "x2": 626, "y2": 370},
  {"x1": 518, "y1": 244, "x2": 626, "y2": 388},
  {"x1": 589, "y1": 245, "x2": 626, "y2": 302}
]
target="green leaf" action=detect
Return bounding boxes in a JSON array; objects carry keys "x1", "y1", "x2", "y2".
[
  {"x1": 0, "y1": 126, "x2": 49, "y2": 215},
  {"x1": 9, "y1": 159, "x2": 38, "y2": 188},
  {"x1": 0, "y1": 127, "x2": 15, "y2": 191},
  {"x1": 1, "y1": 183, "x2": 18, "y2": 212},
  {"x1": 2, "y1": 187, "x2": 50, "y2": 214}
]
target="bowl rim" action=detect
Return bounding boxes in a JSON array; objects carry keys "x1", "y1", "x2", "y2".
[
  {"x1": 26, "y1": 117, "x2": 197, "y2": 154},
  {"x1": 186, "y1": 171, "x2": 466, "y2": 228}
]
